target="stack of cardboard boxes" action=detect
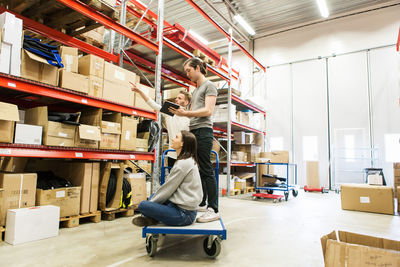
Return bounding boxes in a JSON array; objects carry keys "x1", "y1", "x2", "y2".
[
  {"x1": 231, "y1": 131, "x2": 263, "y2": 163},
  {"x1": 236, "y1": 110, "x2": 265, "y2": 131}
]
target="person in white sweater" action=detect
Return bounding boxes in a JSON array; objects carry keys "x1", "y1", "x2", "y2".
[
  {"x1": 132, "y1": 130, "x2": 203, "y2": 227},
  {"x1": 131, "y1": 83, "x2": 190, "y2": 167}
]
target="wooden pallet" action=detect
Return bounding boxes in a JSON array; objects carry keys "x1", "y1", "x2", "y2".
[
  {"x1": 230, "y1": 189, "x2": 241, "y2": 196},
  {"x1": 246, "y1": 187, "x2": 255, "y2": 193},
  {"x1": 0, "y1": 226, "x2": 5, "y2": 242},
  {"x1": 60, "y1": 211, "x2": 101, "y2": 228},
  {"x1": 101, "y1": 206, "x2": 136, "y2": 221}
]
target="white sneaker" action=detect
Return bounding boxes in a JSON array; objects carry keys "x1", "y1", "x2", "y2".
[
  {"x1": 196, "y1": 208, "x2": 220, "y2": 223},
  {"x1": 198, "y1": 205, "x2": 208, "y2": 212}
]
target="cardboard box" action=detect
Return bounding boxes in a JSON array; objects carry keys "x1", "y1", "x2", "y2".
[
  {"x1": 0, "y1": 189, "x2": 3, "y2": 225},
  {"x1": 103, "y1": 61, "x2": 136, "y2": 85},
  {"x1": 88, "y1": 75, "x2": 103, "y2": 98},
  {"x1": 306, "y1": 161, "x2": 320, "y2": 189},
  {"x1": 0, "y1": 173, "x2": 37, "y2": 226},
  {"x1": 103, "y1": 80, "x2": 134, "y2": 106},
  {"x1": 397, "y1": 186, "x2": 400, "y2": 213},
  {"x1": 100, "y1": 133, "x2": 120, "y2": 150},
  {"x1": 36, "y1": 187, "x2": 80, "y2": 218},
  {"x1": 100, "y1": 114, "x2": 122, "y2": 150},
  {"x1": 21, "y1": 49, "x2": 58, "y2": 86},
  {"x1": 60, "y1": 46, "x2": 78, "y2": 73},
  {"x1": 134, "y1": 84, "x2": 156, "y2": 112},
  {"x1": 120, "y1": 117, "x2": 137, "y2": 151},
  {"x1": 75, "y1": 124, "x2": 101, "y2": 149},
  {"x1": 321, "y1": 230, "x2": 400, "y2": 267},
  {"x1": 136, "y1": 161, "x2": 152, "y2": 174},
  {"x1": 0, "y1": 157, "x2": 27, "y2": 172},
  {"x1": 14, "y1": 123, "x2": 42, "y2": 145},
  {"x1": 25, "y1": 106, "x2": 76, "y2": 147},
  {"x1": 90, "y1": 163, "x2": 100, "y2": 213},
  {"x1": 5, "y1": 205, "x2": 60, "y2": 245},
  {"x1": 0, "y1": 101, "x2": 19, "y2": 143},
  {"x1": 136, "y1": 138, "x2": 148, "y2": 152},
  {"x1": 80, "y1": 108, "x2": 102, "y2": 127},
  {"x1": 124, "y1": 172, "x2": 146, "y2": 206},
  {"x1": 59, "y1": 70, "x2": 89, "y2": 94},
  {"x1": 0, "y1": 12, "x2": 22, "y2": 76},
  {"x1": 234, "y1": 131, "x2": 245, "y2": 144},
  {"x1": 341, "y1": 184, "x2": 394, "y2": 215},
  {"x1": 234, "y1": 180, "x2": 246, "y2": 190},
  {"x1": 260, "y1": 151, "x2": 289, "y2": 163},
  {"x1": 99, "y1": 162, "x2": 124, "y2": 210},
  {"x1": 79, "y1": 54, "x2": 104, "y2": 78},
  {"x1": 233, "y1": 144, "x2": 261, "y2": 162}
]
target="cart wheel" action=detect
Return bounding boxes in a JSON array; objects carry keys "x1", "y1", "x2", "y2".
[
  {"x1": 203, "y1": 236, "x2": 221, "y2": 258},
  {"x1": 292, "y1": 190, "x2": 298, "y2": 197},
  {"x1": 284, "y1": 192, "x2": 289, "y2": 201},
  {"x1": 273, "y1": 199, "x2": 277, "y2": 203},
  {"x1": 146, "y1": 235, "x2": 158, "y2": 257},
  {"x1": 267, "y1": 189, "x2": 274, "y2": 194}
]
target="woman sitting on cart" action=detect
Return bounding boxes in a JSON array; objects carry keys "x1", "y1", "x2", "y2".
[{"x1": 132, "y1": 130, "x2": 203, "y2": 227}]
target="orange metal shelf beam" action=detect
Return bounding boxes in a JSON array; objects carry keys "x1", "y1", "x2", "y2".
[
  {"x1": 0, "y1": 144, "x2": 154, "y2": 161},
  {"x1": 0, "y1": 74, "x2": 157, "y2": 119}
]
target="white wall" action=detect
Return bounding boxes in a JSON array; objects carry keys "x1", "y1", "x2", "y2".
[{"x1": 251, "y1": 5, "x2": 400, "y2": 188}]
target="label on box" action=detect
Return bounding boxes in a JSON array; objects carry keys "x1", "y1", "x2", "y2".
[
  {"x1": 65, "y1": 55, "x2": 73, "y2": 72},
  {"x1": 125, "y1": 130, "x2": 130, "y2": 140},
  {"x1": 360, "y1": 197, "x2": 370, "y2": 204},
  {"x1": 86, "y1": 129, "x2": 95, "y2": 134},
  {"x1": 108, "y1": 122, "x2": 115, "y2": 127},
  {"x1": 114, "y1": 70, "x2": 126, "y2": 81},
  {"x1": 56, "y1": 191, "x2": 66, "y2": 198},
  {"x1": 58, "y1": 132, "x2": 68, "y2": 138}
]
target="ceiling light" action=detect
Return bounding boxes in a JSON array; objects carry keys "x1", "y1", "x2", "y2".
[
  {"x1": 316, "y1": 0, "x2": 329, "y2": 18},
  {"x1": 234, "y1": 14, "x2": 255, "y2": 36},
  {"x1": 189, "y1": 30, "x2": 209, "y2": 45}
]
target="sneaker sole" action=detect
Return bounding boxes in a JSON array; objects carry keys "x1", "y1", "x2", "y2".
[{"x1": 196, "y1": 217, "x2": 220, "y2": 223}]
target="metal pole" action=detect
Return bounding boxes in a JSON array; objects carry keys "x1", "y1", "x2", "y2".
[
  {"x1": 226, "y1": 28, "x2": 233, "y2": 196},
  {"x1": 366, "y1": 50, "x2": 375, "y2": 167},
  {"x1": 118, "y1": 0, "x2": 128, "y2": 66},
  {"x1": 152, "y1": 0, "x2": 164, "y2": 194},
  {"x1": 325, "y1": 58, "x2": 333, "y2": 190}
]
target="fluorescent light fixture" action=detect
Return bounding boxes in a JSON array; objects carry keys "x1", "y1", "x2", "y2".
[
  {"x1": 234, "y1": 14, "x2": 255, "y2": 36},
  {"x1": 189, "y1": 30, "x2": 209, "y2": 45},
  {"x1": 316, "y1": 0, "x2": 329, "y2": 18}
]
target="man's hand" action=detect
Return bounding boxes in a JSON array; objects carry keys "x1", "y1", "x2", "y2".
[{"x1": 169, "y1": 106, "x2": 188, "y2": 117}]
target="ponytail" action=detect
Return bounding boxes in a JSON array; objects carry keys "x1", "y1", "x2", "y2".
[{"x1": 183, "y1": 57, "x2": 207, "y2": 75}]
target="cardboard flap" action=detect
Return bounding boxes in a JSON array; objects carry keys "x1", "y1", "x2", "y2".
[
  {"x1": 321, "y1": 231, "x2": 338, "y2": 260},
  {"x1": 80, "y1": 108, "x2": 102, "y2": 127},
  {"x1": 0, "y1": 102, "x2": 19, "y2": 121},
  {"x1": 101, "y1": 121, "x2": 121, "y2": 134},
  {"x1": 338, "y1": 231, "x2": 400, "y2": 251},
  {"x1": 78, "y1": 125, "x2": 101, "y2": 141},
  {"x1": 23, "y1": 50, "x2": 53, "y2": 65},
  {"x1": 25, "y1": 106, "x2": 48, "y2": 126}
]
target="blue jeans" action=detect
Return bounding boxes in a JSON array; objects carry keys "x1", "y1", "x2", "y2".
[{"x1": 138, "y1": 200, "x2": 197, "y2": 226}]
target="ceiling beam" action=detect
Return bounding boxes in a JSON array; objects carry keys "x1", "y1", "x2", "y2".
[{"x1": 201, "y1": 0, "x2": 250, "y2": 43}]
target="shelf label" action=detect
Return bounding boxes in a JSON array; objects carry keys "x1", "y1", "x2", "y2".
[
  {"x1": 81, "y1": 98, "x2": 88, "y2": 104},
  {"x1": 130, "y1": 155, "x2": 135, "y2": 159},
  {"x1": 132, "y1": 110, "x2": 137, "y2": 115},
  {"x1": 8, "y1": 82, "x2": 16, "y2": 88},
  {"x1": 0, "y1": 149, "x2": 11, "y2": 155},
  {"x1": 75, "y1": 153, "x2": 83, "y2": 158}
]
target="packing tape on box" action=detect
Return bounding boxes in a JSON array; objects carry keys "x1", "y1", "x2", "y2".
[
  {"x1": 18, "y1": 174, "x2": 23, "y2": 208},
  {"x1": 125, "y1": 130, "x2": 130, "y2": 140},
  {"x1": 65, "y1": 55, "x2": 73, "y2": 72}
]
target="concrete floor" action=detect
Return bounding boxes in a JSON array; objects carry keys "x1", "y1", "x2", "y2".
[{"x1": 1, "y1": 192, "x2": 399, "y2": 267}]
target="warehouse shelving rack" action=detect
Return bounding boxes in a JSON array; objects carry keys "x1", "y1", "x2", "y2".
[{"x1": 0, "y1": 0, "x2": 266, "y2": 195}]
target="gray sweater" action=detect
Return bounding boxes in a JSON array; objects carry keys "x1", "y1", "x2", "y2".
[{"x1": 150, "y1": 158, "x2": 202, "y2": 210}]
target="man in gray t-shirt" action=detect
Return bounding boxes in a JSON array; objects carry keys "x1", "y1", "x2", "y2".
[
  {"x1": 189, "y1": 80, "x2": 218, "y2": 130},
  {"x1": 170, "y1": 57, "x2": 220, "y2": 223}
]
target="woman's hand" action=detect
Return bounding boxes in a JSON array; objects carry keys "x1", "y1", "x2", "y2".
[
  {"x1": 169, "y1": 106, "x2": 188, "y2": 117},
  {"x1": 130, "y1": 82, "x2": 141, "y2": 93}
]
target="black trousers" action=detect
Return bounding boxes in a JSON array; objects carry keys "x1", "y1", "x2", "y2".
[
  {"x1": 191, "y1": 127, "x2": 218, "y2": 213},
  {"x1": 167, "y1": 157, "x2": 176, "y2": 168}
]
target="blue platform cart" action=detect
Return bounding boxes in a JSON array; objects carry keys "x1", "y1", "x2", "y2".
[
  {"x1": 254, "y1": 162, "x2": 299, "y2": 202},
  {"x1": 142, "y1": 150, "x2": 227, "y2": 258}
]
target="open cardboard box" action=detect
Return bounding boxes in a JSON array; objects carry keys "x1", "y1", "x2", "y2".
[
  {"x1": 99, "y1": 162, "x2": 124, "y2": 211},
  {"x1": 321, "y1": 230, "x2": 400, "y2": 267},
  {"x1": 0, "y1": 101, "x2": 19, "y2": 143}
]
